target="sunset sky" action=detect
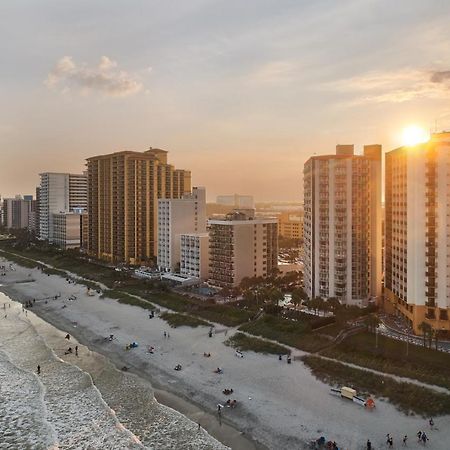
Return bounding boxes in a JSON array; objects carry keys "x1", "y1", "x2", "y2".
[{"x1": 1, "y1": 0, "x2": 450, "y2": 201}]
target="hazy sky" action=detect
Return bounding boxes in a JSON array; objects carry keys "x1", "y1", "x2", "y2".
[{"x1": 1, "y1": 0, "x2": 450, "y2": 201}]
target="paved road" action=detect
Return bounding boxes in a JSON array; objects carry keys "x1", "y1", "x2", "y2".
[{"x1": 378, "y1": 320, "x2": 450, "y2": 353}]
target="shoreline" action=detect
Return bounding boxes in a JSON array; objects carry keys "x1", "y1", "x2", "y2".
[
  {"x1": 0, "y1": 282, "x2": 263, "y2": 450},
  {"x1": 2, "y1": 257, "x2": 450, "y2": 450}
]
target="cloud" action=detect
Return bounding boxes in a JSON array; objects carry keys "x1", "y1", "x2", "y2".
[
  {"x1": 329, "y1": 68, "x2": 450, "y2": 106},
  {"x1": 430, "y1": 70, "x2": 450, "y2": 83},
  {"x1": 45, "y1": 56, "x2": 143, "y2": 97}
]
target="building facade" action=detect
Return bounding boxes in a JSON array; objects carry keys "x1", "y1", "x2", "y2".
[
  {"x1": 38, "y1": 172, "x2": 87, "y2": 241},
  {"x1": 180, "y1": 233, "x2": 209, "y2": 280},
  {"x1": 384, "y1": 132, "x2": 450, "y2": 336},
  {"x1": 216, "y1": 194, "x2": 255, "y2": 209},
  {"x1": 50, "y1": 212, "x2": 82, "y2": 249},
  {"x1": 303, "y1": 144, "x2": 382, "y2": 306},
  {"x1": 278, "y1": 212, "x2": 303, "y2": 240},
  {"x1": 208, "y1": 211, "x2": 278, "y2": 288},
  {"x1": 2, "y1": 196, "x2": 34, "y2": 230},
  {"x1": 157, "y1": 187, "x2": 206, "y2": 272},
  {"x1": 86, "y1": 148, "x2": 191, "y2": 265}
]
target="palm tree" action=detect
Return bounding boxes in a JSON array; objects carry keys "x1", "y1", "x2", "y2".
[
  {"x1": 327, "y1": 297, "x2": 341, "y2": 313},
  {"x1": 316, "y1": 297, "x2": 325, "y2": 316},
  {"x1": 364, "y1": 314, "x2": 380, "y2": 333},
  {"x1": 418, "y1": 321, "x2": 433, "y2": 348}
]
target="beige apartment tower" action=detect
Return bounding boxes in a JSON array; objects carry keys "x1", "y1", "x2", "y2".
[
  {"x1": 86, "y1": 148, "x2": 191, "y2": 264},
  {"x1": 384, "y1": 132, "x2": 450, "y2": 336},
  {"x1": 303, "y1": 145, "x2": 382, "y2": 306},
  {"x1": 208, "y1": 210, "x2": 278, "y2": 288}
]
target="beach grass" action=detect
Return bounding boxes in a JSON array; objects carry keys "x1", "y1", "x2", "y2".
[
  {"x1": 102, "y1": 289, "x2": 155, "y2": 310},
  {"x1": 0, "y1": 249, "x2": 38, "y2": 269},
  {"x1": 0, "y1": 244, "x2": 253, "y2": 327},
  {"x1": 321, "y1": 332, "x2": 450, "y2": 390},
  {"x1": 302, "y1": 355, "x2": 450, "y2": 417},
  {"x1": 239, "y1": 315, "x2": 331, "y2": 352},
  {"x1": 160, "y1": 312, "x2": 211, "y2": 328},
  {"x1": 225, "y1": 332, "x2": 291, "y2": 355}
]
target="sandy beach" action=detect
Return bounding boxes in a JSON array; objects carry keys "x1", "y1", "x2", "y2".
[{"x1": 1, "y1": 257, "x2": 449, "y2": 450}]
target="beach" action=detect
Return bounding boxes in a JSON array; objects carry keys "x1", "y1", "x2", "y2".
[{"x1": 1, "y1": 257, "x2": 449, "y2": 450}]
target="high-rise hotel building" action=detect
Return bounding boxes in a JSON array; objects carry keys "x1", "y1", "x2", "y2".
[
  {"x1": 303, "y1": 145, "x2": 382, "y2": 305},
  {"x1": 384, "y1": 132, "x2": 450, "y2": 336},
  {"x1": 38, "y1": 172, "x2": 87, "y2": 241},
  {"x1": 86, "y1": 148, "x2": 191, "y2": 265}
]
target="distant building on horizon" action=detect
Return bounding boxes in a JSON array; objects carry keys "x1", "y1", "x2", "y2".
[
  {"x1": 216, "y1": 193, "x2": 254, "y2": 209},
  {"x1": 278, "y1": 212, "x2": 303, "y2": 240},
  {"x1": 38, "y1": 172, "x2": 87, "y2": 242},
  {"x1": 2, "y1": 195, "x2": 34, "y2": 230},
  {"x1": 86, "y1": 148, "x2": 191, "y2": 265},
  {"x1": 157, "y1": 186, "x2": 207, "y2": 272},
  {"x1": 384, "y1": 132, "x2": 450, "y2": 336},
  {"x1": 208, "y1": 210, "x2": 278, "y2": 288},
  {"x1": 303, "y1": 144, "x2": 382, "y2": 306}
]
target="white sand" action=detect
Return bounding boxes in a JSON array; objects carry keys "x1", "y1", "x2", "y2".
[{"x1": 1, "y1": 260, "x2": 449, "y2": 450}]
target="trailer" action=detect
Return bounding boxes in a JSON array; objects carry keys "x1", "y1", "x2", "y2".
[{"x1": 330, "y1": 386, "x2": 375, "y2": 408}]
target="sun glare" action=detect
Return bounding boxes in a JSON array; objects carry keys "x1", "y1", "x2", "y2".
[{"x1": 402, "y1": 125, "x2": 430, "y2": 146}]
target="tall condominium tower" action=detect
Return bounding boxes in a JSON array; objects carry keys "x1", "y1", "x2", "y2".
[
  {"x1": 303, "y1": 144, "x2": 382, "y2": 306},
  {"x1": 86, "y1": 148, "x2": 191, "y2": 265},
  {"x1": 384, "y1": 132, "x2": 450, "y2": 336},
  {"x1": 208, "y1": 210, "x2": 278, "y2": 288},
  {"x1": 157, "y1": 186, "x2": 207, "y2": 272},
  {"x1": 38, "y1": 172, "x2": 87, "y2": 240}
]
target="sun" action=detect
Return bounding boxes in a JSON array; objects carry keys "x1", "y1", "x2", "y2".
[{"x1": 402, "y1": 125, "x2": 430, "y2": 146}]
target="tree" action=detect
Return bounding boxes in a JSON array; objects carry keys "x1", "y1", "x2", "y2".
[
  {"x1": 291, "y1": 288, "x2": 307, "y2": 309},
  {"x1": 327, "y1": 297, "x2": 341, "y2": 313},
  {"x1": 433, "y1": 329, "x2": 442, "y2": 351},
  {"x1": 364, "y1": 314, "x2": 380, "y2": 333},
  {"x1": 269, "y1": 288, "x2": 284, "y2": 309},
  {"x1": 310, "y1": 297, "x2": 323, "y2": 316},
  {"x1": 418, "y1": 321, "x2": 433, "y2": 348}
]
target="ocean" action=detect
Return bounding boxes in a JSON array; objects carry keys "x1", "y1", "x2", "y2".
[{"x1": 0, "y1": 291, "x2": 228, "y2": 450}]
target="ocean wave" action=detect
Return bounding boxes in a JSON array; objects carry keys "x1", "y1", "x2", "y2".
[{"x1": 0, "y1": 294, "x2": 227, "y2": 450}]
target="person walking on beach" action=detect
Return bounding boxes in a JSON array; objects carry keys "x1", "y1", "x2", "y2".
[
  {"x1": 429, "y1": 418, "x2": 434, "y2": 429},
  {"x1": 75, "y1": 346, "x2": 78, "y2": 356},
  {"x1": 37, "y1": 365, "x2": 41, "y2": 375},
  {"x1": 366, "y1": 439, "x2": 372, "y2": 449},
  {"x1": 417, "y1": 431, "x2": 422, "y2": 442},
  {"x1": 421, "y1": 432, "x2": 428, "y2": 445},
  {"x1": 198, "y1": 422, "x2": 201, "y2": 431},
  {"x1": 403, "y1": 435, "x2": 408, "y2": 446},
  {"x1": 386, "y1": 434, "x2": 393, "y2": 448}
]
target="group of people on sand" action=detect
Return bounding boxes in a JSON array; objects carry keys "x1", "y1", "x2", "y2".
[
  {"x1": 366, "y1": 419, "x2": 436, "y2": 449},
  {"x1": 314, "y1": 436, "x2": 338, "y2": 449},
  {"x1": 64, "y1": 346, "x2": 78, "y2": 356}
]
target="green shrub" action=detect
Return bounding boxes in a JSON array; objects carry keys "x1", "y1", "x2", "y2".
[
  {"x1": 302, "y1": 355, "x2": 450, "y2": 417},
  {"x1": 225, "y1": 332, "x2": 290, "y2": 355}
]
